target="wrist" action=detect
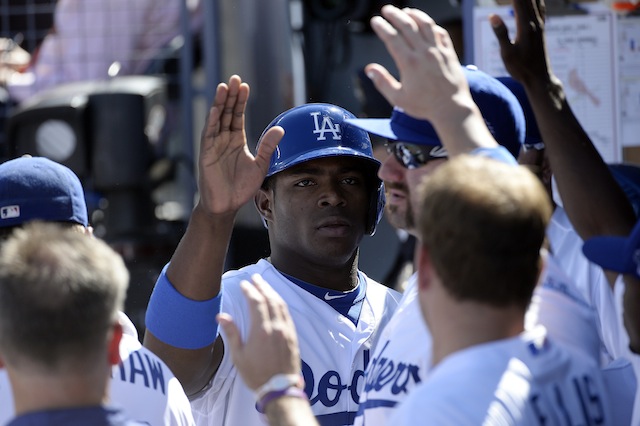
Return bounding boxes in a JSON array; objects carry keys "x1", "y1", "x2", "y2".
[
  {"x1": 256, "y1": 386, "x2": 308, "y2": 414},
  {"x1": 254, "y1": 373, "x2": 306, "y2": 414}
]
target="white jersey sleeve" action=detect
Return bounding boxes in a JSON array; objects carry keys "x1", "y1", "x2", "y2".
[
  {"x1": 0, "y1": 369, "x2": 15, "y2": 426},
  {"x1": 389, "y1": 329, "x2": 615, "y2": 426},
  {"x1": 190, "y1": 259, "x2": 400, "y2": 426},
  {"x1": 547, "y1": 206, "x2": 623, "y2": 363},
  {"x1": 525, "y1": 252, "x2": 601, "y2": 361},
  {"x1": 548, "y1": 206, "x2": 640, "y2": 422},
  {"x1": 0, "y1": 312, "x2": 195, "y2": 426},
  {"x1": 112, "y1": 331, "x2": 196, "y2": 426}
]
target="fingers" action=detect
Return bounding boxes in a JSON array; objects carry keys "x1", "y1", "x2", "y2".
[
  {"x1": 219, "y1": 75, "x2": 248, "y2": 132},
  {"x1": 377, "y1": 5, "x2": 423, "y2": 50},
  {"x1": 251, "y1": 274, "x2": 294, "y2": 333},
  {"x1": 364, "y1": 63, "x2": 401, "y2": 107},
  {"x1": 404, "y1": 7, "x2": 438, "y2": 44},
  {"x1": 489, "y1": 14, "x2": 512, "y2": 54},
  {"x1": 240, "y1": 279, "x2": 272, "y2": 336},
  {"x1": 217, "y1": 312, "x2": 242, "y2": 357}
]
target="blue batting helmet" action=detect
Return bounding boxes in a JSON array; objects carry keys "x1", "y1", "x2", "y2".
[{"x1": 257, "y1": 103, "x2": 385, "y2": 235}]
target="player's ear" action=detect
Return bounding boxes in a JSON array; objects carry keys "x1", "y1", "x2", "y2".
[
  {"x1": 255, "y1": 185, "x2": 274, "y2": 226},
  {"x1": 108, "y1": 322, "x2": 124, "y2": 366}
]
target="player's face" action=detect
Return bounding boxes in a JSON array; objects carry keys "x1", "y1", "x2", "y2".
[
  {"x1": 266, "y1": 156, "x2": 371, "y2": 267},
  {"x1": 378, "y1": 142, "x2": 446, "y2": 234}
]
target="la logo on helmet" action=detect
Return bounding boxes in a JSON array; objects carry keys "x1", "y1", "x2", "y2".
[{"x1": 310, "y1": 112, "x2": 341, "y2": 141}]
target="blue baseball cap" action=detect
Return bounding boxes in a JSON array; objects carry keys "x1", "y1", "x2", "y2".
[
  {"x1": 0, "y1": 156, "x2": 88, "y2": 228},
  {"x1": 345, "y1": 65, "x2": 526, "y2": 158},
  {"x1": 582, "y1": 220, "x2": 640, "y2": 278},
  {"x1": 497, "y1": 76, "x2": 544, "y2": 151}
]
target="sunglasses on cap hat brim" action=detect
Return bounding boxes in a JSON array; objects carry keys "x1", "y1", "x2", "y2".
[{"x1": 385, "y1": 140, "x2": 448, "y2": 169}]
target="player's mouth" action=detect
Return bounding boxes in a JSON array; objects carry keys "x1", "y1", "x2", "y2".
[{"x1": 316, "y1": 217, "x2": 352, "y2": 237}]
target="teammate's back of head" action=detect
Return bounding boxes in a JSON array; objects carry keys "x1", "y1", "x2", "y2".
[
  {"x1": 416, "y1": 155, "x2": 551, "y2": 309},
  {"x1": 0, "y1": 221, "x2": 128, "y2": 372}
]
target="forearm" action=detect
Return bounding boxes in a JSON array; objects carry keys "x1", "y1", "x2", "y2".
[
  {"x1": 523, "y1": 76, "x2": 635, "y2": 239},
  {"x1": 264, "y1": 396, "x2": 319, "y2": 426},
  {"x1": 143, "y1": 204, "x2": 234, "y2": 393},
  {"x1": 429, "y1": 96, "x2": 498, "y2": 157},
  {"x1": 166, "y1": 204, "x2": 235, "y2": 300}
]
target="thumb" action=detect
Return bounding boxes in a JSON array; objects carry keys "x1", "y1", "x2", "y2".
[
  {"x1": 216, "y1": 313, "x2": 243, "y2": 356},
  {"x1": 255, "y1": 126, "x2": 284, "y2": 173},
  {"x1": 364, "y1": 63, "x2": 402, "y2": 108}
]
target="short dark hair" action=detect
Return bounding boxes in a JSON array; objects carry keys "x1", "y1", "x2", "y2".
[
  {"x1": 417, "y1": 155, "x2": 551, "y2": 309},
  {"x1": 0, "y1": 222, "x2": 128, "y2": 371}
]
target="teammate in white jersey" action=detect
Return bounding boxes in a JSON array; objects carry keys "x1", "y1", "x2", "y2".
[
  {"x1": 395, "y1": 153, "x2": 614, "y2": 424},
  {"x1": 0, "y1": 156, "x2": 195, "y2": 426},
  {"x1": 491, "y1": 0, "x2": 640, "y2": 420},
  {"x1": 143, "y1": 76, "x2": 400, "y2": 425},
  {"x1": 344, "y1": 7, "x2": 527, "y2": 425}
]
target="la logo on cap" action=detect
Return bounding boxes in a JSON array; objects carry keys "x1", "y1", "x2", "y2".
[
  {"x1": 1, "y1": 205, "x2": 20, "y2": 219},
  {"x1": 310, "y1": 112, "x2": 341, "y2": 141}
]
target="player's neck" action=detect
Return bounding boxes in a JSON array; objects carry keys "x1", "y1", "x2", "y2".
[
  {"x1": 9, "y1": 368, "x2": 109, "y2": 416},
  {"x1": 429, "y1": 301, "x2": 525, "y2": 367},
  {"x1": 268, "y1": 253, "x2": 360, "y2": 291}
]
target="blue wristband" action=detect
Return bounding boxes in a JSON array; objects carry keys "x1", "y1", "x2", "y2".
[{"x1": 145, "y1": 264, "x2": 222, "y2": 349}]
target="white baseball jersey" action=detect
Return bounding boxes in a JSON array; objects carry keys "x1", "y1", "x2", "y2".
[
  {"x1": 389, "y1": 328, "x2": 615, "y2": 425},
  {"x1": 189, "y1": 259, "x2": 400, "y2": 426},
  {"x1": 355, "y1": 251, "x2": 630, "y2": 426},
  {"x1": 525, "y1": 252, "x2": 601, "y2": 361},
  {"x1": 0, "y1": 312, "x2": 195, "y2": 426},
  {"x1": 548, "y1": 205, "x2": 640, "y2": 423},
  {"x1": 353, "y1": 273, "x2": 427, "y2": 426}
]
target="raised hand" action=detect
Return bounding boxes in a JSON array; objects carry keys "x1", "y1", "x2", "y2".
[
  {"x1": 490, "y1": 0, "x2": 555, "y2": 88},
  {"x1": 217, "y1": 274, "x2": 301, "y2": 391},
  {"x1": 365, "y1": 5, "x2": 469, "y2": 123},
  {"x1": 197, "y1": 75, "x2": 283, "y2": 216}
]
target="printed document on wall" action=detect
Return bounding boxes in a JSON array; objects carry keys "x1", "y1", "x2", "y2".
[{"x1": 472, "y1": 6, "x2": 620, "y2": 163}]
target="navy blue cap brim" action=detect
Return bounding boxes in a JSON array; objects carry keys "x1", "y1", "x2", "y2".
[{"x1": 345, "y1": 118, "x2": 441, "y2": 146}]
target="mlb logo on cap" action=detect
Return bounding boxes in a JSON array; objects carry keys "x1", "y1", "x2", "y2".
[{"x1": 1, "y1": 206, "x2": 20, "y2": 220}]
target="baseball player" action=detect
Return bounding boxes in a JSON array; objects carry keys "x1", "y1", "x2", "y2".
[
  {"x1": 583, "y1": 218, "x2": 640, "y2": 426},
  {"x1": 0, "y1": 156, "x2": 195, "y2": 426},
  {"x1": 0, "y1": 222, "x2": 148, "y2": 425},
  {"x1": 143, "y1": 76, "x2": 400, "y2": 425},
  {"x1": 391, "y1": 154, "x2": 614, "y2": 424},
  {"x1": 342, "y1": 3, "x2": 633, "y2": 425},
  {"x1": 491, "y1": 0, "x2": 640, "y2": 421}
]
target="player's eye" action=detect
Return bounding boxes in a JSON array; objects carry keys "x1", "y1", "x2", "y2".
[
  {"x1": 295, "y1": 179, "x2": 315, "y2": 187},
  {"x1": 341, "y1": 177, "x2": 359, "y2": 185}
]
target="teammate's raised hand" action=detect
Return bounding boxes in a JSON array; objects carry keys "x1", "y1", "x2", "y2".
[
  {"x1": 365, "y1": 5, "x2": 469, "y2": 124},
  {"x1": 197, "y1": 75, "x2": 283, "y2": 216},
  {"x1": 490, "y1": 0, "x2": 555, "y2": 88},
  {"x1": 217, "y1": 274, "x2": 301, "y2": 391}
]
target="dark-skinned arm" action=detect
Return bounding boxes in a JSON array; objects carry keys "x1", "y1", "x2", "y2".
[
  {"x1": 143, "y1": 75, "x2": 282, "y2": 396},
  {"x1": 490, "y1": 0, "x2": 636, "y2": 289}
]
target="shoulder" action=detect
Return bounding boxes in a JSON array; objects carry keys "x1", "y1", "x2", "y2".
[{"x1": 362, "y1": 272, "x2": 402, "y2": 301}]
